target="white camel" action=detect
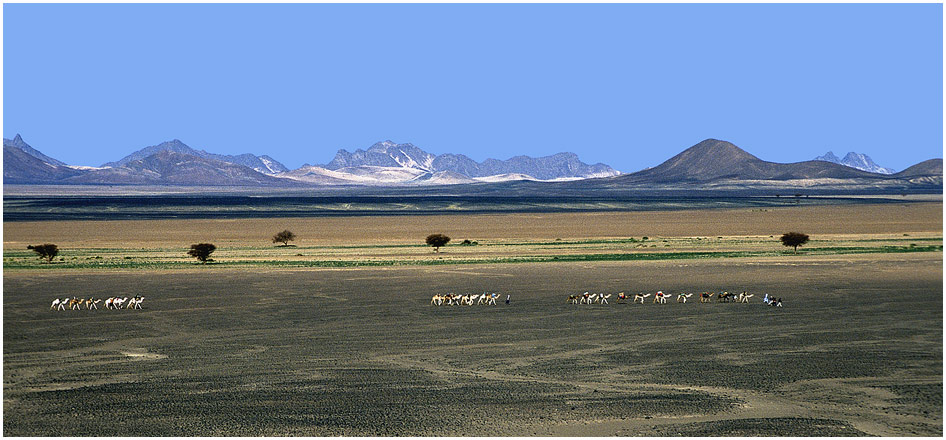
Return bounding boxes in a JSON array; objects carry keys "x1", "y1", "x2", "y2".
[
  {"x1": 738, "y1": 292, "x2": 754, "y2": 303},
  {"x1": 653, "y1": 291, "x2": 669, "y2": 304},
  {"x1": 598, "y1": 294, "x2": 612, "y2": 304},
  {"x1": 677, "y1": 293, "x2": 693, "y2": 303},
  {"x1": 633, "y1": 293, "x2": 651, "y2": 304},
  {"x1": 51, "y1": 298, "x2": 63, "y2": 310},
  {"x1": 127, "y1": 296, "x2": 144, "y2": 309}
]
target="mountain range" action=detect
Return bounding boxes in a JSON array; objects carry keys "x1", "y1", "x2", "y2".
[
  {"x1": 3, "y1": 135, "x2": 941, "y2": 192},
  {"x1": 102, "y1": 139, "x2": 289, "y2": 175},
  {"x1": 814, "y1": 151, "x2": 895, "y2": 174}
]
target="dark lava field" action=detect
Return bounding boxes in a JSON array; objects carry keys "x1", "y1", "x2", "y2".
[{"x1": 4, "y1": 254, "x2": 942, "y2": 436}]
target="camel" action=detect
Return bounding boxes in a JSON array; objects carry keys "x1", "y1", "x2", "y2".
[
  {"x1": 566, "y1": 294, "x2": 581, "y2": 304},
  {"x1": 127, "y1": 296, "x2": 144, "y2": 309},
  {"x1": 598, "y1": 294, "x2": 612, "y2": 304},
  {"x1": 50, "y1": 298, "x2": 62, "y2": 310},
  {"x1": 717, "y1": 292, "x2": 735, "y2": 303},
  {"x1": 677, "y1": 293, "x2": 693, "y2": 303},
  {"x1": 69, "y1": 297, "x2": 83, "y2": 310},
  {"x1": 84, "y1": 298, "x2": 102, "y2": 310},
  {"x1": 476, "y1": 293, "x2": 499, "y2": 305},
  {"x1": 633, "y1": 293, "x2": 651, "y2": 304},
  {"x1": 578, "y1": 292, "x2": 592, "y2": 304},
  {"x1": 737, "y1": 292, "x2": 754, "y2": 303},
  {"x1": 616, "y1": 292, "x2": 627, "y2": 304},
  {"x1": 113, "y1": 297, "x2": 129, "y2": 309},
  {"x1": 653, "y1": 291, "x2": 669, "y2": 304},
  {"x1": 699, "y1": 292, "x2": 713, "y2": 303},
  {"x1": 431, "y1": 294, "x2": 443, "y2": 306}
]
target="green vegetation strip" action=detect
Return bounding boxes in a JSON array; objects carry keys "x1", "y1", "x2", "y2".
[{"x1": 5, "y1": 245, "x2": 941, "y2": 270}]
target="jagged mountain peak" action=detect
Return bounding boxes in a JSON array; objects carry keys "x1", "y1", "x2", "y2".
[
  {"x1": 102, "y1": 139, "x2": 288, "y2": 174},
  {"x1": 814, "y1": 150, "x2": 895, "y2": 174},
  {"x1": 322, "y1": 140, "x2": 620, "y2": 181},
  {"x1": 815, "y1": 151, "x2": 841, "y2": 162},
  {"x1": 3, "y1": 134, "x2": 68, "y2": 166},
  {"x1": 368, "y1": 140, "x2": 410, "y2": 150}
]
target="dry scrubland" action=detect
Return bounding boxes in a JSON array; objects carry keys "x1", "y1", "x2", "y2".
[
  {"x1": 3, "y1": 202, "x2": 943, "y2": 436},
  {"x1": 4, "y1": 203, "x2": 942, "y2": 248}
]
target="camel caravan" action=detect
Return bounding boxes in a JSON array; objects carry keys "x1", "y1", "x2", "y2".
[
  {"x1": 431, "y1": 292, "x2": 503, "y2": 306},
  {"x1": 566, "y1": 292, "x2": 613, "y2": 304},
  {"x1": 50, "y1": 296, "x2": 145, "y2": 311},
  {"x1": 566, "y1": 290, "x2": 775, "y2": 306}
]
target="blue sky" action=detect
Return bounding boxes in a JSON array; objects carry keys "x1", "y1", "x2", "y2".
[{"x1": 3, "y1": 3, "x2": 942, "y2": 172}]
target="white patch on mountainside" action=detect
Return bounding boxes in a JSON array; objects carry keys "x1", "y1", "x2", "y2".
[
  {"x1": 66, "y1": 165, "x2": 108, "y2": 171},
  {"x1": 392, "y1": 149, "x2": 434, "y2": 172},
  {"x1": 581, "y1": 170, "x2": 623, "y2": 178},
  {"x1": 473, "y1": 173, "x2": 538, "y2": 182},
  {"x1": 335, "y1": 166, "x2": 428, "y2": 182},
  {"x1": 410, "y1": 171, "x2": 476, "y2": 185},
  {"x1": 257, "y1": 157, "x2": 283, "y2": 174},
  {"x1": 278, "y1": 165, "x2": 429, "y2": 185}
]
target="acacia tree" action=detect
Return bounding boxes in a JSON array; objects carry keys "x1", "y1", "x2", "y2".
[
  {"x1": 188, "y1": 243, "x2": 216, "y2": 263},
  {"x1": 780, "y1": 232, "x2": 810, "y2": 254},
  {"x1": 426, "y1": 234, "x2": 451, "y2": 253},
  {"x1": 273, "y1": 230, "x2": 296, "y2": 246},
  {"x1": 27, "y1": 243, "x2": 59, "y2": 262}
]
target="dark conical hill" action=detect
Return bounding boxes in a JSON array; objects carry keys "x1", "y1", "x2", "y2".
[{"x1": 616, "y1": 139, "x2": 881, "y2": 183}]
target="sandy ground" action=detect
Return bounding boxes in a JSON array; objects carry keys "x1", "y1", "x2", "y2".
[
  {"x1": 4, "y1": 202, "x2": 942, "y2": 249},
  {"x1": 3, "y1": 202, "x2": 942, "y2": 436}
]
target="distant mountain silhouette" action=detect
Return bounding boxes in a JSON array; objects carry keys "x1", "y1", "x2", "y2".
[
  {"x1": 104, "y1": 139, "x2": 289, "y2": 175},
  {"x1": 2, "y1": 135, "x2": 941, "y2": 191},
  {"x1": 616, "y1": 139, "x2": 881, "y2": 183},
  {"x1": 894, "y1": 159, "x2": 943, "y2": 179},
  {"x1": 3, "y1": 145, "x2": 82, "y2": 183},
  {"x1": 324, "y1": 140, "x2": 620, "y2": 180},
  {"x1": 3, "y1": 134, "x2": 68, "y2": 167},
  {"x1": 814, "y1": 151, "x2": 895, "y2": 174},
  {"x1": 71, "y1": 151, "x2": 300, "y2": 186}
]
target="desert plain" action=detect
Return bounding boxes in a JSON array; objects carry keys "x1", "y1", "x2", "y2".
[{"x1": 3, "y1": 201, "x2": 943, "y2": 436}]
